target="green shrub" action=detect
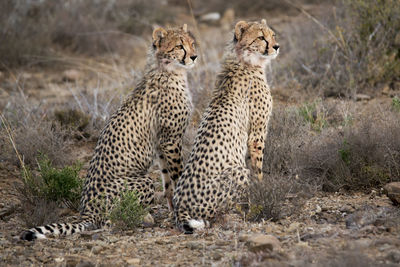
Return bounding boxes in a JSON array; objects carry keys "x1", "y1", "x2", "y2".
[
  {"x1": 392, "y1": 96, "x2": 400, "y2": 112},
  {"x1": 298, "y1": 101, "x2": 327, "y2": 131},
  {"x1": 275, "y1": 0, "x2": 400, "y2": 98},
  {"x1": 297, "y1": 109, "x2": 400, "y2": 191},
  {"x1": 339, "y1": 140, "x2": 351, "y2": 165},
  {"x1": 109, "y1": 190, "x2": 147, "y2": 230},
  {"x1": 22, "y1": 154, "x2": 83, "y2": 210}
]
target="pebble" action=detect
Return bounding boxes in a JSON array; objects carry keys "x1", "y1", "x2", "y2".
[
  {"x1": 143, "y1": 213, "x2": 155, "y2": 227},
  {"x1": 383, "y1": 182, "x2": 400, "y2": 205},
  {"x1": 91, "y1": 245, "x2": 104, "y2": 254},
  {"x1": 126, "y1": 258, "x2": 141, "y2": 265},
  {"x1": 355, "y1": 94, "x2": 371, "y2": 101},
  {"x1": 246, "y1": 234, "x2": 281, "y2": 253},
  {"x1": 62, "y1": 69, "x2": 82, "y2": 82}
]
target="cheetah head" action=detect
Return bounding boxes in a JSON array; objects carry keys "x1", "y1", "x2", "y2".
[
  {"x1": 152, "y1": 24, "x2": 197, "y2": 71},
  {"x1": 233, "y1": 19, "x2": 279, "y2": 66}
]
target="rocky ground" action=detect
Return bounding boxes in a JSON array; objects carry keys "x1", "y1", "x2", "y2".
[{"x1": 1, "y1": 157, "x2": 400, "y2": 266}]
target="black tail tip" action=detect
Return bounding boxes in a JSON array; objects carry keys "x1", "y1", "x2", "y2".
[
  {"x1": 20, "y1": 231, "x2": 36, "y2": 241},
  {"x1": 182, "y1": 223, "x2": 194, "y2": 234}
]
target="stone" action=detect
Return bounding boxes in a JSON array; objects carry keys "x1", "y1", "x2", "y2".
[
  {"x1": 186, "y1": 241, "x2": 203, "y2": 250},
  {"x1": 246, "y1": 234, "x2": 281, "y2": 253},
  {"x1": 199, "y1": 12, "x2": 220, "y2": 22},
  {"x1": 126, "y1": 258, "x2": 141, "y2": 265},
  {"x1": 65, "y1": 256, "x2": 94, "y2": 267},
  {"x1": 355, "y1": 94, "x2": 371, "y2": 101},
  {"x1": 287, "y1": 222, "x2": 300, "y2": 233},
  {"x1": 383, "y1": 182, "x2": 400, "y2": 205},
  {"x1": 143, "y1": 213, "x2": 155, "y2": 227},
  {"x1": 91, "y1": 245, "x2": 104, "y2": 254},
  {"x1": 212, "y1": 251, "x2": 223, "y2": 260},
  {"x1": 382, "y1": 84, "x2": 390, "y2": 95},
  {"x1": 63, "y1": 69, "x2": 82, "y2": 82}
]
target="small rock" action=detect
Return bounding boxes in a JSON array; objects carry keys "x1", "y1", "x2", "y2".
[
  {"x1": 383, "y1": 182, "x2": 400, "y2": 205},
  {"x1": 80, "y1": 230, "x2": 104, "y2": 241},
  {"x1": 246, "y1": 234, "x2": 281, "y2": 253},
  {"x1": 76, "y1": 261, "x2": 95, "y2": 267},
  {"x1": 200, "y1": 12, "x2": 220, "y2": 22},
  {"x1": 91, "y1": 245, "x2": 104, "y2": 254},
  {"x1": 386, "y1": 250, "x2": 400, "y2": 263},
  {"x1": 212, "y1": 251, "x2": 223, "y2": 261},
  {"x1": 126, "y1": 258, "x2": 141, "y2": 265},
  {"x1": 382, "y1": 84, "x2": 390, "y2": 95},
  {"x1": 355, "y1": 94, "x2": 371, "y2": 101},
  {"x1": 215, "y1": 240, "x2": 229, "y2": 246},
  {"x1": 186, "y1": 241, "x2": 203, "y2": 250},
  {"x1": 65, "y1": 256, "x2": 94, "y2": 267},
  {"x1": 21, "y1": 72, "x2": 33, "y2": 80},
  {"x1": 352, "y1": 238, "x2": 372, "y2": 249},
  {"x1": 315, "y1": 204, "x2": 322, "y2": 213},
  {"x1": 339, "y1": 204, "x2": 355, "y2": 213},
  {"x1": 238, "y1": 234, "x2": 249, "y2": 242},
  {"x1": 287, "y1": 222, "x2": 300, "y2": 233},
  {"x1": 63, "y1": 69, "x2": 82, "y2": 82},
  {"x1": 143, "y1": 213, "x2": 155, "y2": 227}
]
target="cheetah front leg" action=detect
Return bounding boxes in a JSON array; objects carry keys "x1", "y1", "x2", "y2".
[
  {"x1": 248, "y1": 137, "x2": 264, "y2": 181},
  {"x1": 158, "y1": 139, "x2": 184, "y2": 211},
  {"x1": 248, "y1": 112, "x2": 271, "y2": 181},
  {"x1": 248, "y1": 82, "x2": 272, "y2": 181}
]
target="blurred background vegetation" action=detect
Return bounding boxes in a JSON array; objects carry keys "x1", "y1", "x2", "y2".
[{"x1": 0, "y1": 0, "x2": 399, "y2": 225}]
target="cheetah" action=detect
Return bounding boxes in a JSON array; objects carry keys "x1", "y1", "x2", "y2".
[
  {"x1": 173, "y1": 19, "x2": 279, "y2": 233},
  {"x1": 20, "y1": 25, "x2": 197, "y2": 241}
]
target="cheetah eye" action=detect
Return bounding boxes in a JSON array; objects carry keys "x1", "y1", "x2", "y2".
[
  {"x1": 176, "y1": 45, "x2": 184, "y2": 49},
  {"x1": 258, "y1": 36, "x2": 265, "y2": 41}
]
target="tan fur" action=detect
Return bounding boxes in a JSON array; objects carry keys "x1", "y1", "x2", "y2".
[
  {"x1": 173, "y1": 20, "x2": 279, "y2": 233},
  {"x1": 21, "y1": 25, "x2": 197, "y2": 241}
]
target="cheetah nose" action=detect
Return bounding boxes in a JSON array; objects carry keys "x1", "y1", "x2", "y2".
[
  {"x1": 190, "y1": 55, "x2": 197, "y2": 61},
  {"x1": 273, "y1": 45, "x2": 280, "y2": 51}
]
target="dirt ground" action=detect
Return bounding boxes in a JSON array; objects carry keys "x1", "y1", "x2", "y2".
[
  {"x1": 1, "y1": 2, "x2": 400, "y2": 267},
  {"x1": 1, "y1": 164, "x2": 400, "y2": 266}
]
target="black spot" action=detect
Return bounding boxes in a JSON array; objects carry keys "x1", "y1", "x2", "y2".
[{"x1": 182, "y1": 223, "x2": 194, "y2": 234}]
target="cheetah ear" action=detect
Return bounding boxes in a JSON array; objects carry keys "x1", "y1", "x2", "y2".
[
  {"x1": 261, "y1": 19, "x2": 267, "y2": 25},
  {"x1": 234, "y1": 21, "x2": 249, "y2": 41},
  {"x1": 152, "y1": 27, "x2": 167, "y2": 44},
  {"x1": 182, "y1": 24, "x2": 188, "y2": 32}
]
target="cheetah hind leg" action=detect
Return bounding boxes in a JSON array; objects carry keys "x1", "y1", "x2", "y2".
[
  {"x1": 176, "y1": 166, "x2": 250, "y2": 234},
  {"x1": 125, "y1": 175, "x2": 156, "y2": 206}
]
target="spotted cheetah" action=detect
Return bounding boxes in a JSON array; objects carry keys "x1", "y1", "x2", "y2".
[
  {"x1": 20, "y1": 25, "x2": 197, "y2": 241},
  {"x1": 173, "y1": 19, "x2": 279, "y2": 233}
]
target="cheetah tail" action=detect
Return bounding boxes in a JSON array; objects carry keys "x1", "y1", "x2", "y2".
[
  {"x1": 180, "y1": 219, "x2": 209, "y2": 234},
  {"x1": 20, "y1": 220, "x2": 96, "y2": 241}
]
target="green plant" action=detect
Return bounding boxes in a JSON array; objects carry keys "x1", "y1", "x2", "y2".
[
  {"x1": 109, "y1": 190, "x2": 147, "y2": 230},
  {"x1": 392, "y1": 96, "x2": 400, "y2": 112},
  {"x1": 22, "y1": 154, "x2": 83, "y2": 210},
  {"x1": 298, "y1": 101, "x2": 327, "y2": 131},
  {"x1": 339, "y1": 140, "x2": 351, "y2": 165}
]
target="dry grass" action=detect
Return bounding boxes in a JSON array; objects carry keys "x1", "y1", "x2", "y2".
[
  {"x1": 0, "y1": 103, "x2": 71, "y2": 168},
  {"x1": 0, "y1": 0, "x2": 180, "y2": 68},
  {"x1": 1, "y1": 0, "x2": 399, "y2": 233},
  {"x1": 297, "y1": 106, "x2": 400, "y2": 192}
]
